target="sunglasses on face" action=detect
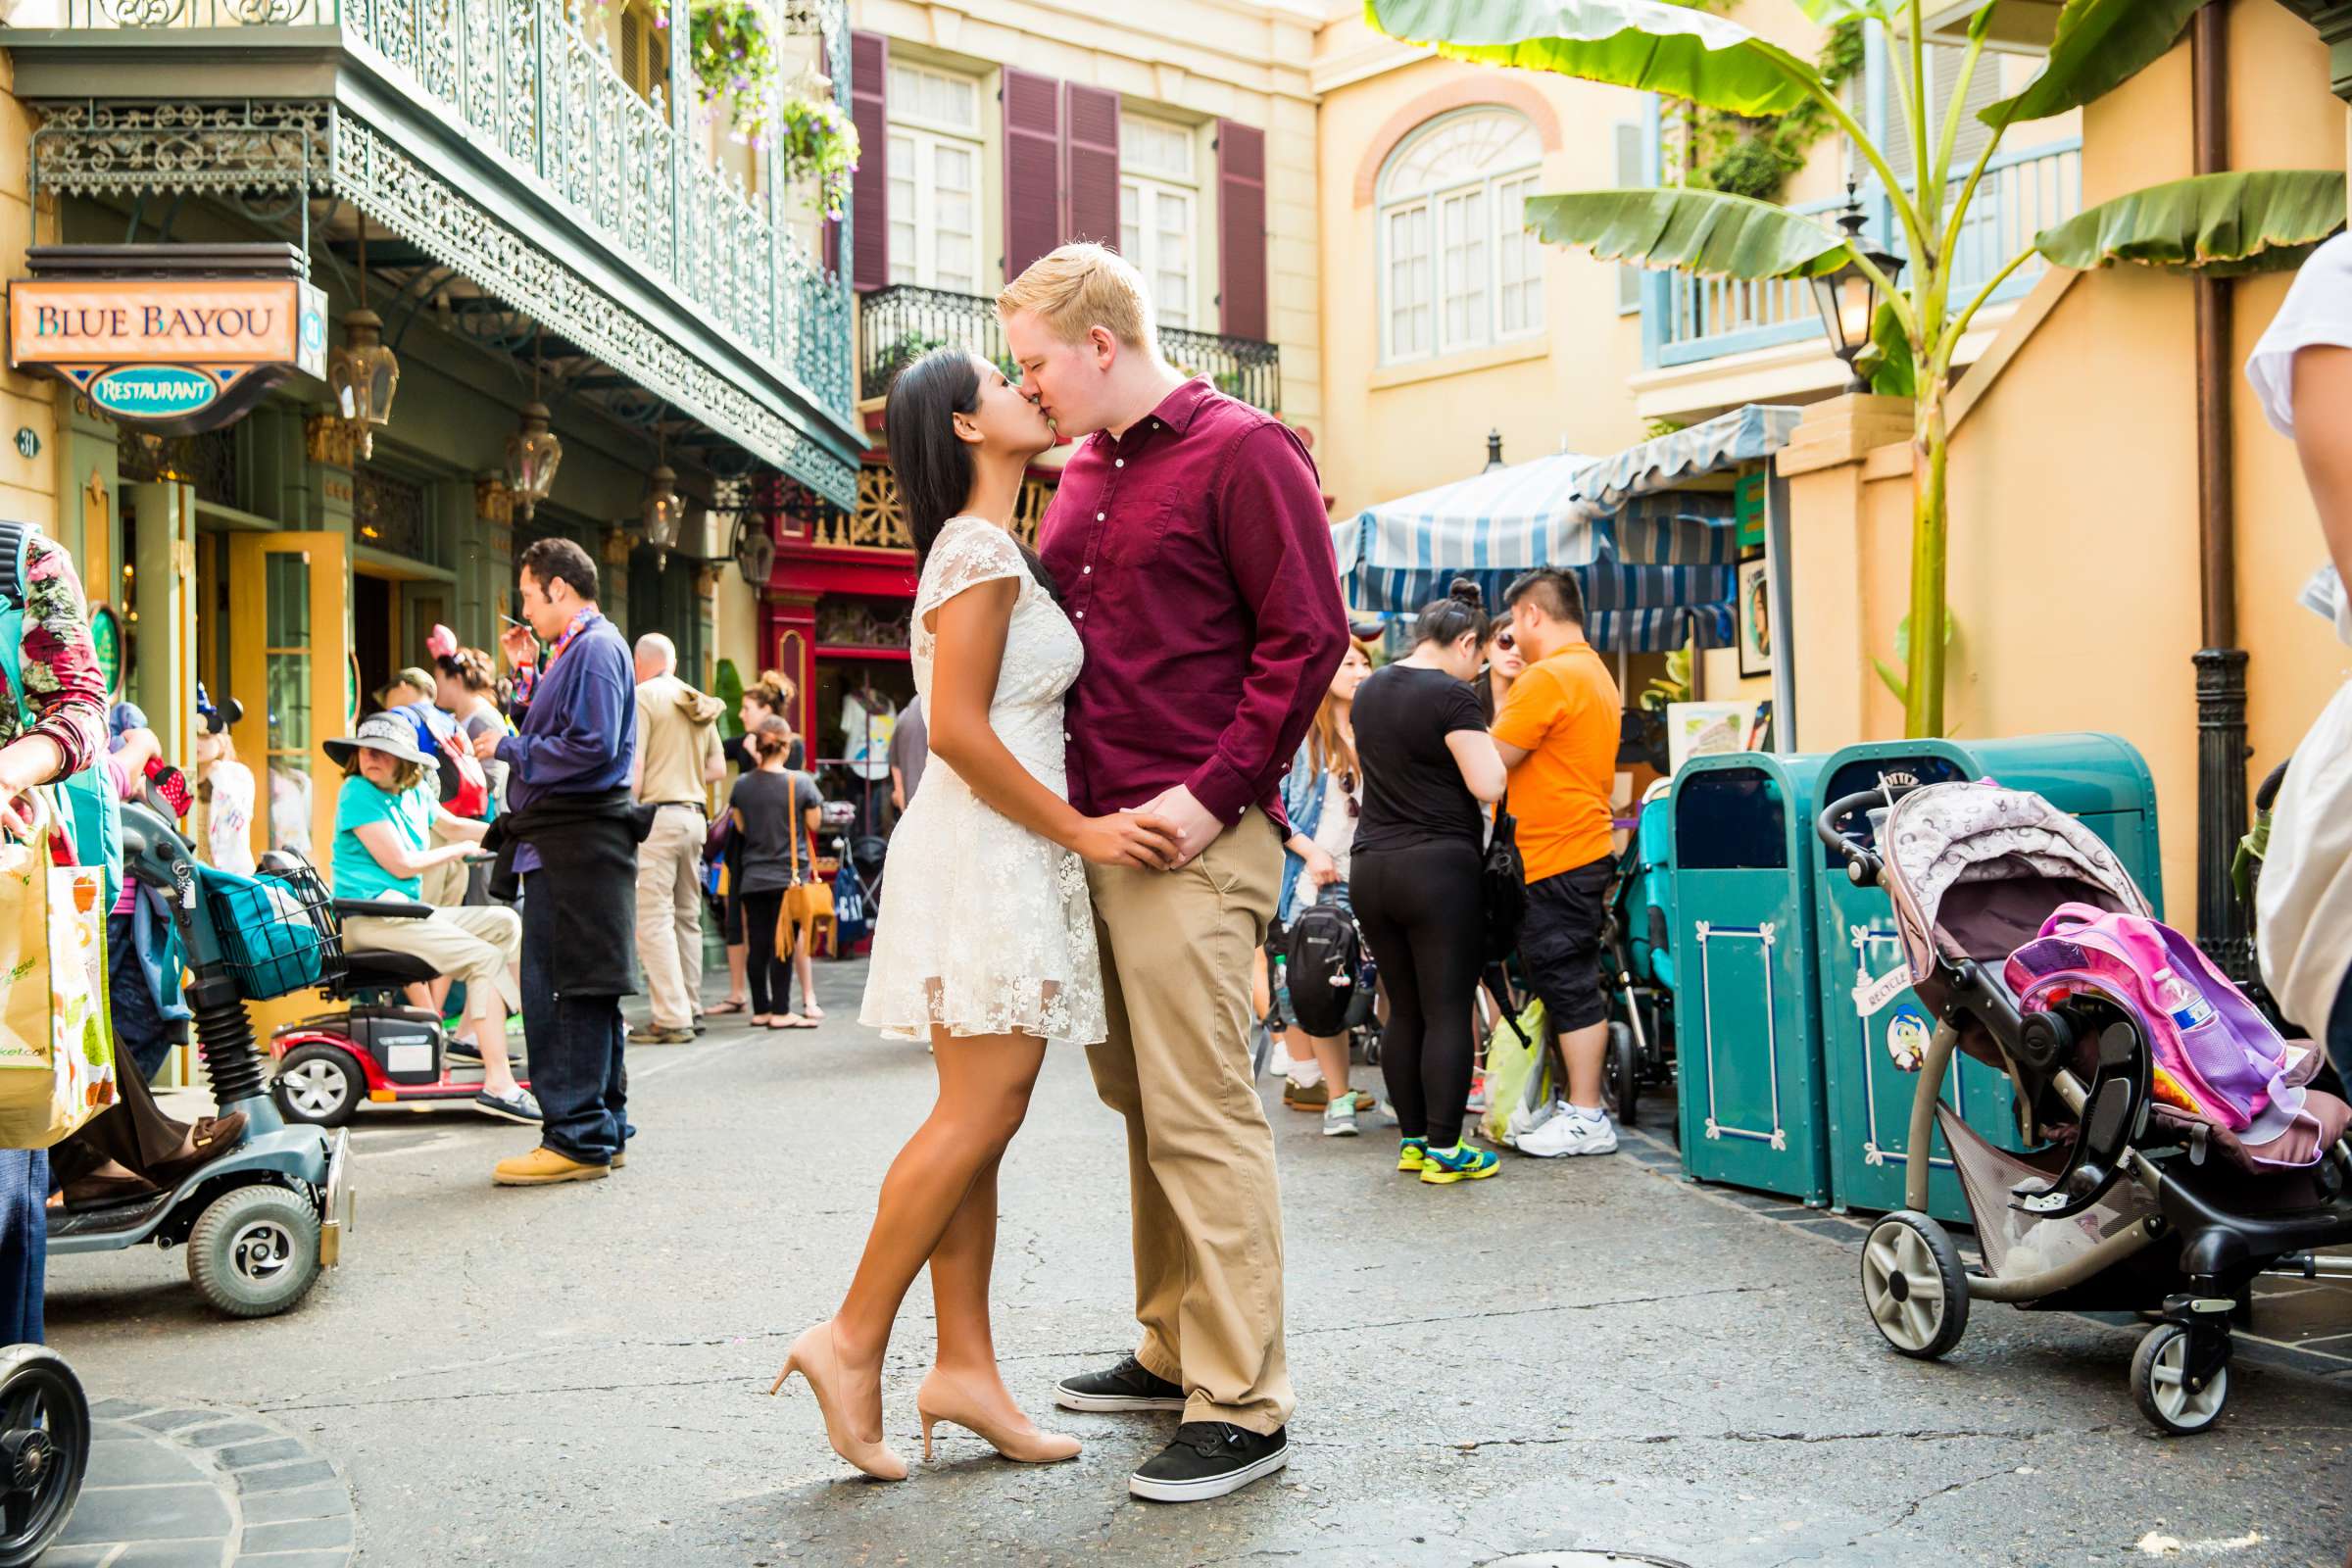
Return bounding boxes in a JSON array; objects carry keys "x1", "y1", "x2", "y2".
[{"x1": 1495, "y1": 631, "x2": 1516, "y2": 652}]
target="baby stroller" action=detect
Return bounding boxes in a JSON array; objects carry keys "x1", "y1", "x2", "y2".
[
  {"x1": 1600, "y1": 782, "x2": 1678, "y2": 1129},
  {"x1": 1818, "y1": 779, "x2": 2352, "y2": 1435}
]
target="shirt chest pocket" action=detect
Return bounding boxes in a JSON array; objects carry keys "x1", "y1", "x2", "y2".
[{"x1": 1095, "y1": 481, "x2": 1190, "y2": 570}]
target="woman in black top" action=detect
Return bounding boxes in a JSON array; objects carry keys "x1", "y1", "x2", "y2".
[
  {"x1": 1351, "y1": 579, "x2": 1507, "y2": 1184},
  {"x1": 730, "y1": 722, "x2": 824, "y2": 1029}
]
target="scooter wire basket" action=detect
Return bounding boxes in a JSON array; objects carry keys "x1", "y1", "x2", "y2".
[{"x1": 202, "y1": 860, "x2": 347, "y2": 1002}]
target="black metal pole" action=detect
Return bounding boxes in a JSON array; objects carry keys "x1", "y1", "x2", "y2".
[{"x1": 2191, "y1": 7, "x2": 2252, "y2": 978}]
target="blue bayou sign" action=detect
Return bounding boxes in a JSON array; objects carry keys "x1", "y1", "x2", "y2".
[{"x1": 5, "y1": 245, "x2": 327, "y2": 436}]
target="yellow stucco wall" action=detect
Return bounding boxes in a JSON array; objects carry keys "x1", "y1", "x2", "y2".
[
  {"x1": 1802, "y1": 1, "x2": 2350, "y2": 930},
  {"x1": 1311, "y1": 25, "x2": 1650, "y2": 522},
  {"x1": 0, "y1": 53, "x2": 58, "y2": 538}
]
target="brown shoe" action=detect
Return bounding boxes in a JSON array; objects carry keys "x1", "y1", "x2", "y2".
[
  {"x1": 1282, "y1": 1079, "x2": 1330, "y2": 1111},
  {"x1": 147, "y1": 1111, "x2": 251, "y2": 1187},
  {"x1": 626, "y1": 1026, "x2": 694, "y2": 1046},
  {"x1": 493, "y1": 1147, "x2": 610, "y2": 1186}
]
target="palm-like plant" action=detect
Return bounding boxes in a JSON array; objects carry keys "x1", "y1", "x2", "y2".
[{"x1": 1368, "y1": 0, "x2": 2345, "y2": 736}]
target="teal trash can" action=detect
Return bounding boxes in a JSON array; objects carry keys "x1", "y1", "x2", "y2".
[
  {"x1": 1812, "y1": 733, "x2": 2165, "y2": 1221},
  {"x1": 1670, "y1": 752, "x2": 1833, "y2": 1206}
]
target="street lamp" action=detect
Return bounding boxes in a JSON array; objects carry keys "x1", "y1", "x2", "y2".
[
  {"x1": 641, "y1": 464, "x2": 685, "y2": 567},
  {"x1": 1483, "y1": 428, "x2": 1505, "y2": 472},
  {"x1": 1809, "y1": 180, "x2": 1904, "y2": 393}
]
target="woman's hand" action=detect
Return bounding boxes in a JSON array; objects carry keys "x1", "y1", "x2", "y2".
[
  {"x1": 1302, "y1": 844, "x2": 1340, "y2": 887},
  {"x1": 1071, "y1": 810, "x2": 1180, "y2": 870},
  {"x1": 0, "y1": 793, "x2": 36, "y2": 843}
]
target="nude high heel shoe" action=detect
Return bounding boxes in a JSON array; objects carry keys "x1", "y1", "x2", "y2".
[
  {"x1": 915, "y1": 1369, "x2": 1082, "y2": 1464},
  {"x1": 770, "y1": 1322, "x2": 908, "y2": 1482}
]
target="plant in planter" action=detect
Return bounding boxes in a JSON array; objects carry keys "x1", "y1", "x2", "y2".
[
  {"x1": 689, "y1": 0, "x2": 786, "y2": 148},
  {"x1": 773, "y1": 93, "x2": 860, "y2": 220}
]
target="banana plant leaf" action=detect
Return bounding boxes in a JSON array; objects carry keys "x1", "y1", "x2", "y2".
[
  {"x1": 2035, "y1": 170, "x2": 2348, "y2": 276},
  {"x1": 1981, "y1": 0, "x2": 2212, "y2": 129},
  {"x1": 1365, "y1": 0, "x2": 1822, "y2": 117},
  {"x1": 1525, "y1": 187, "x2": 1851, "y2": 278},
  {"x1": 1854, "y1": 299, "x2": 1916, "y2": 399}
]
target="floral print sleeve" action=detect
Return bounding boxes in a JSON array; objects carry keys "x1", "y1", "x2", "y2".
[{"x1": 0, "y1": 534, "x2": 108, "y2": 777}]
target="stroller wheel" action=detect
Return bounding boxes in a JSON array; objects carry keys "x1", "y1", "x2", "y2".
[
  {"x1": 1861, "y1": 1212, "x2": 1970, "y2": 1359},
  {"x1": 2132, "y1": 1323, "x2": 2230, "y2": 1436},
  {"x1": 1603, "y1": 1022, "x2": 1640, "y2": 1129}
]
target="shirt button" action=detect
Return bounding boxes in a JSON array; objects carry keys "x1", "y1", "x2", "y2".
[
  {"x1": 1114, "y1": 459, "x2": 1124, "y2": 468},
  {"x1": 1082, "y1": 565, "x2": 1092, "y2": 574},
  {"x1": 1075, "y1": 611, "x2": 1085, "y2": 619},
  {"x1": 1096, "y1": 513, "x2": 1104, "y2": 521}
]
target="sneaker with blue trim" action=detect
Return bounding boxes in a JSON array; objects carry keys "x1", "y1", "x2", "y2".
[
  {"x1": 1419, "y1": 1142, "x2": 1499, "y2": 1185},
  {"x1": 1396, "y1": 1137, "x2": 1429, "y2": 1173}
]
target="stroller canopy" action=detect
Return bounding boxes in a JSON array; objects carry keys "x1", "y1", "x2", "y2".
[{"x1": 1883, "y1": 783, "x2": 2152, "y2": 983}]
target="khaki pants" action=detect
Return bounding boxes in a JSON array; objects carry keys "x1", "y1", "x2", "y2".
[
  {"x1": 1085, "y1": 808, "x2": 1292, "y2": 1434},
  {"x1": 635, "y1": 804, "x2": 708, "y2": 1030},
  {"x1": 341, "y1": 905, "x2": 520, "y2": 1017},
  {"x1": 420, "y1": 820, "x2": 469, "y2": 908}
]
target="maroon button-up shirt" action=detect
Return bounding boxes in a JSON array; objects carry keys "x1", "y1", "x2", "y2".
[{"x1": 1042, "y1": 377, "x2": 1348, "y2": 832}]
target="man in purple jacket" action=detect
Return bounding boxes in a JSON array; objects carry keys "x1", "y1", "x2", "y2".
[{"x1": 1004, "y1": 244, "x2": 1348, "y2": 1504}]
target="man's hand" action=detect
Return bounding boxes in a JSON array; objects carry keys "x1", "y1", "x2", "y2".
[
  {"x1": 1134, "y1": 785, "x2": 1221, "y2": 868},
  {"x1": 500, "y1": 622, "x2": 539, "y2": 669},
  {"x1": 471, "y1": 728, "x2": 502, "y2": 762}
]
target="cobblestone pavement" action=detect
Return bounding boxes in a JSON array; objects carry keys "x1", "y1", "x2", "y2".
[{"x1": 32, "y1": 960, "x2": 2352, "y2": 1566}]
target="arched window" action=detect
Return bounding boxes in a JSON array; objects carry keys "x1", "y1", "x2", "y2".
[{"x1": 1377, "y1": 109, "x2": 1544, "y2": 365}]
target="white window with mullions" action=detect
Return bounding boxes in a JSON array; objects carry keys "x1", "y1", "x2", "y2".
[
  {"x1": 886, "y1": 61, "x2": 984, "y2": 294},
  {"x1": 1119, "y1": 115, "x2": 1198, "y2": 329},
  {"x1": 1377, "y1": 108, "x2": 1544, "y2": 365}
]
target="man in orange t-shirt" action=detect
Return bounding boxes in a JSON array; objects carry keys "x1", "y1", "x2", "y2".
[{"x1": 1489, "y1": 568, "x2": 1623, "y2": 1157}]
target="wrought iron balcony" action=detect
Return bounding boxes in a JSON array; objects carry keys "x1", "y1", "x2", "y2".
[
  {"x1": 858, "y1": 284, "x2": 1283, "y2": 413},
  {"x1": 1642, "y1": 137, "x2": 2082, "y2": 369},
  {"x1": 12, "y1": 0, "x2": 864, "y2": 505}
]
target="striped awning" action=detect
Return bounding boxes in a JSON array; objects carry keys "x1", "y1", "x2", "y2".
[{"x1": 1571, "y1": 404, "x2": 1804, "y2": 512}]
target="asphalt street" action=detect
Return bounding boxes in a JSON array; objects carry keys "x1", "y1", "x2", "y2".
[{"x1": 40, "y1": 960, "x2": 2352, "y2": 1567}]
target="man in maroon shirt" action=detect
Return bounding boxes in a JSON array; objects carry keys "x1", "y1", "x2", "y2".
[{"x1": 1003, "y1": 244, "x2": 1348, "y2": 1503}]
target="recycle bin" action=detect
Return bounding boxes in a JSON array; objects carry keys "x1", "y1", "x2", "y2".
[
  {"x1": 1670, "y1": 751, "x2": 1832, "y2": 1205},
  {"x1": 1812, "y1": 733, "x2": 2165, "y2": 1221}
]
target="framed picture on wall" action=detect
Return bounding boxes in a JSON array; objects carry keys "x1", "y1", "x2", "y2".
[{"x1": 1738, "y1": 558, "x2": 1773, "y2": 680}]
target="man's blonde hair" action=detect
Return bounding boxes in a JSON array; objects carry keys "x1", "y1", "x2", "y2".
[{"x1": 997, "y1": 243, "x2": 1157, "y2": 351}]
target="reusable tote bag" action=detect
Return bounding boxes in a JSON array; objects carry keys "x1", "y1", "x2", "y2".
[{"x1": 0, "y1": 792, "x2": 117, "y2": 1149}]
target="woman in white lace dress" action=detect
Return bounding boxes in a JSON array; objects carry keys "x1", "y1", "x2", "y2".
[{"x1": 772, "y1": 350, "x2": 1180, "y2": 1483}]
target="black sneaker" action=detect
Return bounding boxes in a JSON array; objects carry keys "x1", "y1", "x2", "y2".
[
  {"x1": 1053, "y1": 1354, "x2": 1187, "y2": 1414},
  {"x1": 1129, "y1": 1423, "x2": 1289, "y2": 1502}
]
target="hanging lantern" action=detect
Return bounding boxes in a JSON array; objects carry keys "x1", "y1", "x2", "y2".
[
  {"x1": 641, "y1": 463, "x2": 685, "y2": 566},
  {"x1": 328, "y1": 309, "x2": 399, "y2": 460},
  {"x1": 505, "y1": 402, "x2": 563, "y2": 520}
]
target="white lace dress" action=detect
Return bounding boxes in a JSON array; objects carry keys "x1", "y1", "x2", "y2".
[{"x1": 858, "y1": 516, "x2": 1106, "y2": 1045}]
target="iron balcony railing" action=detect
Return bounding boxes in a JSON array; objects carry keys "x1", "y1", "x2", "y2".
[
  {"x1": 858, "y1": 284, "x2": 1283, "y2": 413},
  {"x1": 51, "y1": 0, "x2": 855, "y2": 419},
  {"x1": 1643, "y1": 137, "x2": 2083, "y2": 369}
]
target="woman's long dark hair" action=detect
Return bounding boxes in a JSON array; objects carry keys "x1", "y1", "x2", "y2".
[
  {"x1": 1414, "y1": 576, "x2": 1490, "y2": 649},
  {"x1": 883, "y1": 347, "x2": 1058, "y2": 599}
]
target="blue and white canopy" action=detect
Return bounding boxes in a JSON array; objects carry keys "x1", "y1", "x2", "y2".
[{"x1": 1333, "y1": 405, "x2": 1803, "y2": 654}]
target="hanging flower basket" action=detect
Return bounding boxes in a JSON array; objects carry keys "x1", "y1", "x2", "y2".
[
  {"x1": 773, "y1": 95, "x2": 859, "y2": 220},
  {"x1": 689, "y1": 0, "x2": 786, "y2": 148}
]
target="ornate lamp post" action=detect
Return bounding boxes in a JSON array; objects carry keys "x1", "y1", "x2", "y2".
[{"x1": 1808, "y1": 181, "x2": 1904, "y2": 393}]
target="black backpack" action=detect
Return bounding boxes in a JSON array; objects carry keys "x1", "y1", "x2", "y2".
[
  {"x1": 1483, "y1": 790, "x2": 1529, "y2": 962},
  {"x1": 1283, "y1": 894, "x2": 1375, "y2": 1039}
]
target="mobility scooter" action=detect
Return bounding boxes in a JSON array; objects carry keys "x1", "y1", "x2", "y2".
[{"x1": 268, "y1": 960, "x2": 525, "y2": 1130}]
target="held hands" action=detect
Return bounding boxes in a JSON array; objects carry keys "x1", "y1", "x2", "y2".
[
  {"x1": 1072, "y1": 809, "x2": 1182, "y2": 870},
  {"x1": 1134, "y1": 785, "x2": 1221, "y2": 870}
]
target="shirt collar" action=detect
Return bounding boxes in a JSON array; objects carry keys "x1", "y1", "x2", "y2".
[{"x1": 1101, "y1": 376, "x2": 1215, "y2": 449}]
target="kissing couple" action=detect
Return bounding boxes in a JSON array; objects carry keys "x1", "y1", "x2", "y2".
[{"x1": 768, "y1": 242, "x2": 1349, "y2": 1502}]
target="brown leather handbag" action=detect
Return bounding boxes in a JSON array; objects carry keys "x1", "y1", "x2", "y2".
[{"x1": 779, "y1": 795, "x2": 835, "y2": 943}]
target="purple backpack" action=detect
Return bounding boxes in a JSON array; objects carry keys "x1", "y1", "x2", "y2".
[{"x1": 2003, "y1": 903, "x2": 2311, "y2": 1151}]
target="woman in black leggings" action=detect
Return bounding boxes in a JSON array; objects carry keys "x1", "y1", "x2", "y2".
[{"x1": 1350, "y1": 579, "x2": 1508, "y2": 1184}]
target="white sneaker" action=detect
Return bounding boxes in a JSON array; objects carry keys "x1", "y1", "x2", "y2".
[
  {"x1": 1514, "y1": 1102, "x2": 1618, "y2": 1158},
  {"x1": 1501, "y1": 1096, "x2": 1556, "y2": 1150}
]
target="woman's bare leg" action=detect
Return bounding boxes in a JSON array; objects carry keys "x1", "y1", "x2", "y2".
[
  {"x1": 1309, "y1": 1031, "x2": 1351, "y2": 1100},
  {"x1": 724, "y1": 942, "x2": 749, "y2": 1005},
  {"x1": 827, "y1": 1030, "x2": 1045, "y2": 1435}
]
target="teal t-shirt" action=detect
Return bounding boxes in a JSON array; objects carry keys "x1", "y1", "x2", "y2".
[{"x1": 332, "y1": 774, "x2": 432, "y2": 901}]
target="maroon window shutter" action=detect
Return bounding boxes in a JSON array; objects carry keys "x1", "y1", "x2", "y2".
[
  {"x1": 849, "y1": 30, "x2": 889, "y2": 292},
  {"x1": 1003, "y1": 68, "x2": 1063, "y2": 281},
  {"x1": 1215, "y1": 120, "x2": 1267, "y2": 341},
  {"x1": 1063, "y1": 83, "x2": 1120, "y2": 248}
]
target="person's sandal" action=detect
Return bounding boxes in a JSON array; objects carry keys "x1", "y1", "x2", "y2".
[
  {"x1": 146, "y1": 1111, "x2": 250, "y2": 1188},
  {"x1": 707, "y1": 999, "x2": 749, "y2": 1016},
  {"x1": 63, "y1": 1172, "x2": 160, "y2": 1208}
]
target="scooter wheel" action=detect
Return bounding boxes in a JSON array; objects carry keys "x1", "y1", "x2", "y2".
[
  {"x1": 1861, "y1": 1211, "x2": 1970, "y2": 1359},
  {"x1": 187, "y1": 1185, "x2": 321, "y2": 1319},
  {"x1": 273, "y1": 1044, "x2": 364, "y2": 1128},
  {"x1": 1603, "y1": 1021, "x2": 1641, "y2": 1129},
  {"x1": 2132, "y1": 1322, "x2": 2230, "y2": 1436},
  {"x1": 0, "y1": 1347, "x2": 86, "y2": 1568}
]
